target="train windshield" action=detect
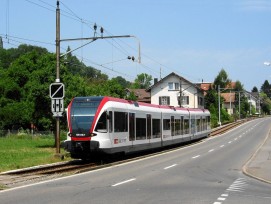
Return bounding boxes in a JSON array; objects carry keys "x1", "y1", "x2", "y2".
[{"x1": 71, "y1": 97, "x2": 103, "y2": 136}]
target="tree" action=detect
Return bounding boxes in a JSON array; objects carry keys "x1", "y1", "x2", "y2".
[
  {"x1": 213, "y1": 68, "x2": 231, "y2": 89},
  {"x1": 112, "y1": 76, "x2": 131, "y2": 89},
  {"x1": 251, "y1": 86, "x2": 258, "y2": 92},
  {"x1": 131, "y1": 73, "x2": 152, "y2": 89},
  {"x1": 261, "y1": 80, "x2": 271, "y2": 98}
]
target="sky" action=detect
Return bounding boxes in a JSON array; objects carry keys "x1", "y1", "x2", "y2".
[{"x1": 1, "y1": 0, "x2": 271, "y2": 91}]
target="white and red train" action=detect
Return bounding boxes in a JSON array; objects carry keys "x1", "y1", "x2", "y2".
[{"x1": 64, "y1": 96, "x2": 211, "y2": 159}]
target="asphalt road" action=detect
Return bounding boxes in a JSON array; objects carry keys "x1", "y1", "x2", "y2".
[{"x1": 0, "y1": 118, "x2": 271, "y2": 204}]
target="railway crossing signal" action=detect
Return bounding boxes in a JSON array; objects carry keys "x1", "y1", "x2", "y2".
[
  {"x1": 50, "y1": 82, "x2": 65, "y2": 117},
  {"x1": 50, "y1": 82, "x2": 65, "y2": 99}
]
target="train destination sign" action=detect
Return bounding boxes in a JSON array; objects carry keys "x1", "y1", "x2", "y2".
[{"x1": 50, "y1": 83, "x2": 65, "y2": 99}]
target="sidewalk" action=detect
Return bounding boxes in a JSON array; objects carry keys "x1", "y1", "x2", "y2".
[{"x1": 243, "y1": 128, "x2": 271, "y2": 184}]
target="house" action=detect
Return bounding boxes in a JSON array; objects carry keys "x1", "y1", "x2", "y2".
[
  {"x1": 146, "y1": 72, "x2": 205, "y2": 109},
  {"x1": 221, "y1": 92, "x2": 235, "y2": 115},
  {"x1": 125, "y1": 88, "x2": 151, "y2": 103},
  {"x1": 198, "y1": 81, "x2": 261, "y2": 115}
]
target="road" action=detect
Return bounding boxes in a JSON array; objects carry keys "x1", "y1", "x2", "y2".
[{"x1": 0, "y1": 118, "x2": 271, "y2": 204}]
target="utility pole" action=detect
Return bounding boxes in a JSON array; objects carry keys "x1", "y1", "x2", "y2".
[
  {"x1": 53, "y1": 0, "x2": 62, "y2": 158},
  {"x1": 52, "y1": 0, "x2": 141, "y2": 158}
]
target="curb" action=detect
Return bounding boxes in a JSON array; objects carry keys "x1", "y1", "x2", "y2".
[{"x1": 242, "y1": 126, "x2": 271, "y2": 184}]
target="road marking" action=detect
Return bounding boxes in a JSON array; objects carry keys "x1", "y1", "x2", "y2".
[
  {"x1": 192, "y1": 155, "x2": 200, "y2": 159},
  {"x1": 226, "y1": 178, "x2": 247, "y2": 192},
  {"x1": 213, "y1": 179, "x2": 246, "y2": 204},
  {"x1": 208, "y1": 149, "x2": 214, "y2": 152},
  {"x1": 228, "y1": 141, "x2": 232, "y2": 144},
  {"x1": 234, "y1": 138, "x2": 237, "y2": 141},
  {"x1": 112, "y1": 178, "x2": 136, "y2": 187},
  {"x1": 220, "y1": 145, "x2": 225, "y2": 148},
  {"x1": 164, "y1": 164, "x2": 177, "y2": 170}
]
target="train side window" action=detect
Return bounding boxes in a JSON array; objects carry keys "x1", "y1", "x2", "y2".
[
  {"x1": 152, "y1": 119, "x2": 161, "y2": 138},
  {"x1": 147, "y1": 114, "x2": 152, "y2": 139},
  {"x1": 95, "y1": 111, "x2": 107, "y2": 133},
  {"x1": 129, "y1": 113, "x2": 135, "y2": 141},
  {"x1": 136, "y1": 118, "x2": 146, "y2": 140},
  {"x1": 163, "y1": 119, "x2": 170, "y2": 130},
  {"x1": 181, "y1": 116, "x2": 184, "y2": 135},
  {"x1": 184, "y1": 119, "x2": 189, "y2": 134},
  {"x1": 175, "y1": 119, "x2": 181, "y2": 135},
  {"x1": 114, "y1": 111, "x2": 128, "y2": 132},
  {"x1": 171, "y1": 116, "x2": 175, "y2": 136}
]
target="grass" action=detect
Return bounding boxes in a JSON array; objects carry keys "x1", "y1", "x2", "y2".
[{"x1": 0, "y1": 134, "x2": 71, "y2": 173}]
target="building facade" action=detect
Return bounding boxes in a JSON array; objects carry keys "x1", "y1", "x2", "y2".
[{"x1": 147, "y1": 72, "x2": 204, "y2": 109}]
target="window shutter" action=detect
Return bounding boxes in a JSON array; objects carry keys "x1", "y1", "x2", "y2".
[
  {"x1": 167, "y1": 96, "x2": 170, "y2": 105},
  {"x1": 159, "y1": 97, "x2": 162, "y2": 105}
]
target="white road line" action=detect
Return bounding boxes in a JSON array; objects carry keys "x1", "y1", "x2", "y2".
[
  {"x1": 213, "y1": 202, "x2": 222, "y2": 204},
  {"x1": 208, "y1": 149, "x2": 214, "y2": 153},
  {"x1": 234, "y1": 138, "x2": 237, "y2": 141},
  {"x1": 221, "y1": 194, "x2": 228, "y2": 197},
  {"x1": 217, "y1": 197, "x2": 226, "y2": 201},
  {"x1": 112, "y1": 178, "x2": 136, "y2": 187},
  {"x1": 192, "y1": 155, "x2": 200, "y2": 159},
  {"x1": 228, "y1": 141, "x2": 232, "y2": 144},
  {"x1": 220, "y1": 145, "x2": 225, "y2": 148},
  {"x1": 164, "y1": 164, "x2": 177, "y2": 170}
]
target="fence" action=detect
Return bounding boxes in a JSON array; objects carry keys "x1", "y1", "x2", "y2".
[{"x1": 0, "y1": 129, "x2": 54, "y2": 137}]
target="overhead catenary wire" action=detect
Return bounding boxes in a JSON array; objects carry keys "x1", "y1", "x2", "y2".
[{"x1": 3, "y1": 0, "x2": 199, "y2": 83}]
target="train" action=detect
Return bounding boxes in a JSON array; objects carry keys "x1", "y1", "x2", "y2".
[{"x1": 63, "y1": 96, "x2": 211, "y2": 159}]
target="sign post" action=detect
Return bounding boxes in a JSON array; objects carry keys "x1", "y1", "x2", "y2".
[{"x1": 50, "y1": 82, "x2": 65, "y2": 158}]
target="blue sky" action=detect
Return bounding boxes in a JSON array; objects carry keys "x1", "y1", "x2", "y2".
[{"x1": 1, "y1": 0, "x2": 271, "y2": 91}]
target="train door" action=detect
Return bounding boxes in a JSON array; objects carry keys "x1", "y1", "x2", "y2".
[
  {"x1": 108, "y1": 110, "x2": 113, "y2": 145},
  {"x1": 171, "y1": 116, "x2": 175, "y2": 136},
  {"x1": 129, "y1": 112, "x2": 135, "y2": 145},
  {"x1": 147, "y1": 114, "x2": 151, "y2": 143}
]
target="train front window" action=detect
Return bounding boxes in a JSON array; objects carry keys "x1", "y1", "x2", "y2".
[{"x1": 71, "y1": 99, "x2": 102, "y2": 136}]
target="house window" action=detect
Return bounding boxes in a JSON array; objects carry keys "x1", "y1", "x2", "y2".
[
  {"x1": 159, "y1": 96, "x2": 170, "y2": 105},
  {"x1": 168, "y1": 82, "x2": 179, "y2": 90},
  {"x1": 182, "y1": 96, "x2": 189, "y2": 105},
  {"x1": 198, "y1": 96, "x2": 204, "y2": 106},
  {"x1": 168, "y1": 82, "x2": 174, "y2": 90},
  {"x1": 175, "y1": 83, "x2": 180, "y2": 90},
  {"x1": 178, "y1": 96, "x2": 189, "y2": 106}
]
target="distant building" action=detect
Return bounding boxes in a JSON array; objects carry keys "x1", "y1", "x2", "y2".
[
  {"x1": 197, "y1": 81, "x2": 261, "y2": 115},
  {"x1": 125, "y1": 88, "x2": 151, "y2": 103},
  {"x1": 147, "y1": 72, "x2": 204, "y2": 109}
]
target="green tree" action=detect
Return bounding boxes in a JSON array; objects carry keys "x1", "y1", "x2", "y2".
[
  {"x1": 213, "y1": 68, "x2": 231, "y2": 89},
  {"x1": 131, "y1": 73, "x2": 152, "y2": 89},
  {"x1": 261, "y1": 80, "x2": 271, "y2": 98},
  {"x1": 251, "y1": 86, "x2": 258, "y2": 92}
]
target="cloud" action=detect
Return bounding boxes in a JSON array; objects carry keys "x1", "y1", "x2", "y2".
[{"x1": 239, "y1": 0, "x2": 271, "y2": 11}]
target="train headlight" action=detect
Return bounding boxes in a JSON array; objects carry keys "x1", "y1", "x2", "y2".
[{"x1": 90, "y1": 133, "x2": 97, "y2": 137}]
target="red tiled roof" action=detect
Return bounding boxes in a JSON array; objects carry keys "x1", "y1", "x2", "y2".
[{"x1": 221, "y1": 92, "x2": 235, "y2": 103}]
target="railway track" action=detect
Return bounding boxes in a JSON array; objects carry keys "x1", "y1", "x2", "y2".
[{"x1": 0, "y1": 119, "x2": 254, "y2": 190}]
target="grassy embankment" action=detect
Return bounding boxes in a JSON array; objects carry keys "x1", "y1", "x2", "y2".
[{"x1": 0, "y1": 134, "x2": 70, "y2": 173}]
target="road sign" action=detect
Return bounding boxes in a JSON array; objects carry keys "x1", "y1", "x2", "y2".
[
  {"x1": 51, "y1": 99, "x2": 64, "y2": 117},
  {"x1": 50, "y1": 83, "x2": 65, "y2": 99}
]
